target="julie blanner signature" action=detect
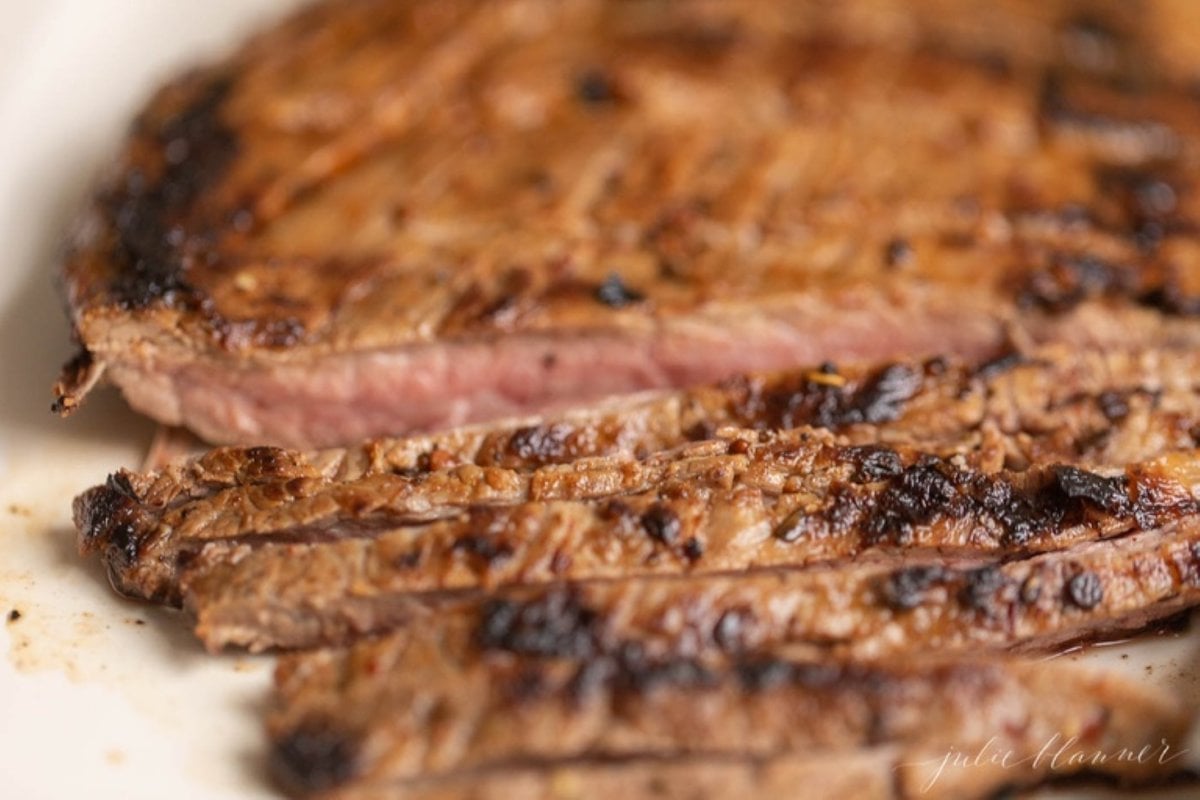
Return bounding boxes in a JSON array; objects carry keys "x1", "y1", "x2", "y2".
[{"x1": 906, "y1": 734, "x2": 1189, "y2": 793}]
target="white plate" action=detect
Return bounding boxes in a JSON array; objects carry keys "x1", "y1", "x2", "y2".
[{"x1": 0, "y1": 3, "x2": 1196, "y2": 798}]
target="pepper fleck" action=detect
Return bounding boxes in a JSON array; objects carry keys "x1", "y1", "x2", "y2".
[
  {"x1": 883, "y1": 237, "x2": 913, "y2": 269},
  {"x1": 1066, "y1": 571, "x2": 1104, "y2": 609},
  {"x1": 575, "y1": 69, "x2": 619, "y2": 105},
  {"x1": 594, "y1": 273, "x2": 645, "y2": 308},
  {"x1": 641, "y1": 504, "x2": 681, "y2": 546}
]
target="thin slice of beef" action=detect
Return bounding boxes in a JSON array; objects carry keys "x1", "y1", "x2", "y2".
[
  {"x1": 179, "y1": 447, "x2": 1200, "y2": 653},
  {"x1": 54, "y1": 0, "x2": 1200, "y2": 448},
  {"x1": 267, "y1": 628, "x2": 1191, "y2": 798},
  {"x1": 88, "y1": 342, "x2": 1200, "y2": 503},
  {"x1": 82, "y1": 422, "x2": 1199, "y2": 613},
  {"x1": 187, "y1": 495, "x2": 1200, "y2": 653},
  {"x1": 299, "y1": 752, "x2": 900, "y2": 800}
]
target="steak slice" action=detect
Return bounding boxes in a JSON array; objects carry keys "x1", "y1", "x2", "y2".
[
  {"x1": 55, "y1": 0, "x2": 1200, "y2": 448},
  {"x1": 80, "y1": 418, "x2": 1199, "y2": 614},
  {"x1": 266, "y1": 625, "x2": 1192, "y2": 798},
  {"x1": 301, "y1": 753, "x2": 900, "y2": 800},
  {"x1": 180, "y1": 448, "x2": 1200, "y2": 652},
  {"x1": 85, "y1": 343, "x2": 1200, "y2": 506},
  {"x1": 186, "y1": 495, "x2": 1200, "y2": 653}
]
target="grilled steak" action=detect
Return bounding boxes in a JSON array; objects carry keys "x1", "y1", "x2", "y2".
[
  {"x1": 266, "y1": 624, "x2": 1191, "y2": 798},
  {"x1": 55, "y1": 0, "x2": 1200, "y2": 448}
]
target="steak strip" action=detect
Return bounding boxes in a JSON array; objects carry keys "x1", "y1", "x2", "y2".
[
  {"x1": 267, "y1": 628, "x2": 1192, "y2": 798},
  {"x1": 188, "y1": 476, "x2": 1200, "y2": 653},
  {"x1": 86, "y1": 424, "x2": 1198, "y2": 611},
  {"x1": 183, "y1": 446, "x2": 1200, "y2": 652},
  {"x1": 93, "y1": 344, "x2": 1200, "y2": 496},
  {"x1": 305, "y1": 752, "x2": 902, "y2": 800}
]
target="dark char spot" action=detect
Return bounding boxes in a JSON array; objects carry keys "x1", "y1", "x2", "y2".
[
  {"x1": 568, "y1": 648, "x2": 716, "y2": 699},
  {"x1": 754, "y1": 363, "x2": 923, "y2": 431},
  {"x1": 594, "y1": 273, "x2": 645, "y2": 308},
  {"x1": 451, "y1": 534, "x2": 514, "y2": 567},
  {"x1": 1052, "y1": 466, "x2": 1129, "y2": 514},
  {"x1": 959, "y1": 566, "x2": 1008, "y2": 612},
  {"x1": 1066, "y1": 571, "x2": 1104, "y2": 609},
  {"x1": 1018, "y1": 253, "x2": 1134, "y2": 313},
  {"x1": 105, "y1": 74, "x2": 238, "y2": 309},
  {"x1": 883, "y1": 237, "x2": 913, "y2": 269},
  {"x1": 270, "y1": 723, "x2": 361, "y2": 795},
  {"x1": 974, "y1": 351, "x2": 1028, "y2": 380},
  {"x1": 7, "y1": 609, "x2": 20, "y2": 623},
  {"x1": 641, "y1": 504, "x2": 681, "y2": 547},
  {"x1": 477, "y1": 589, "x2": 601, "y2": 658},
  {"x1": 1098, "y1": 391, "x2": 1130, "y2": 421},
  {"x1": 76, "y1": 473, "x2": 144, "y2": 568},
  {"x1": 737, "y1": 659, "x2": 843, "y2": 692},
  {"x1": 844, "y1": 445, "x2": 904, "y2": 482},
  {"x1": 866, "y1": 460, "x2": 959, "y2": 544},
  {"x1": 616, "y1": 656, "x2": 716, "y2": 693},
  {"x1": 846, "y1": 364, "x2": 924, "y2": 425},
  {"x1": 506, "y1": 423, "x2": 576, "y2": 465},
  {"x1": 880, "y1": 565, "x2": 947, "y2": 611},
  {"x1": 575, "y1": 69, "x2": 619, "y2": 105}
]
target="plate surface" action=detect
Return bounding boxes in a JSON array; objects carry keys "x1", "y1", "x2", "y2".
[{"x1": 0, "y1": 3, "x2": 1196, "y2": 798}]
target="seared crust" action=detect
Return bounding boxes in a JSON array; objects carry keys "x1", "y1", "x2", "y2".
[{"x1": 56, "y1": 0, "x2": 1200, "y2": 444}]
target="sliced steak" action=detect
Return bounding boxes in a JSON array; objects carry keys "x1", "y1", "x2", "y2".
[
  {"x1": 187, "y1": 493, "x2": 1200, "y2": 653},
  {"x1": 181, "y1": 448, "x2": 1200, "y2": 652},
  {"x1": 72, "y1": 347, "x2": 1200, "y2": 605},
  {"x1": 80, "y1": 418, "x2": 1199, "y2": 614},
  {"x1": 267, "y1": 627, "x2": 1191, "y2": 798},
  {"x1": 55, "y1": 0, "x2": 1200, "y2": 447},
  {"x1": 86, "y1": 343, "x2": 1200, "y2": 504}
]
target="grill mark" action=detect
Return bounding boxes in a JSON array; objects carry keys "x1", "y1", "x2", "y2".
[{"x1": 103, "y1": 74, "x2": 238, "y2": 310}]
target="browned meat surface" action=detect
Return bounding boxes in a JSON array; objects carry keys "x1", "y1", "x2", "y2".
[
  {"x1": 318, "y1": 755, "x2": 912, "y2": 800},
  {"x1": 182, "y1": 446, "x2": 1200, "y2": 652},
  {"x1": 317, "y1": 754, "x2": 898, "y2": 800},
  {"x1": 188, "y1": 489, "x2": 1200, "y2": 653},
  {"x1": 266, "y1": 625, "x2": 1191, "y2": 798},
  {"x1": 55, "y1": 0, "x2": 1200, "y2": 448},
  {"x1": 73, "y1": 347, "x2": 1200, "y2": 606}
]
